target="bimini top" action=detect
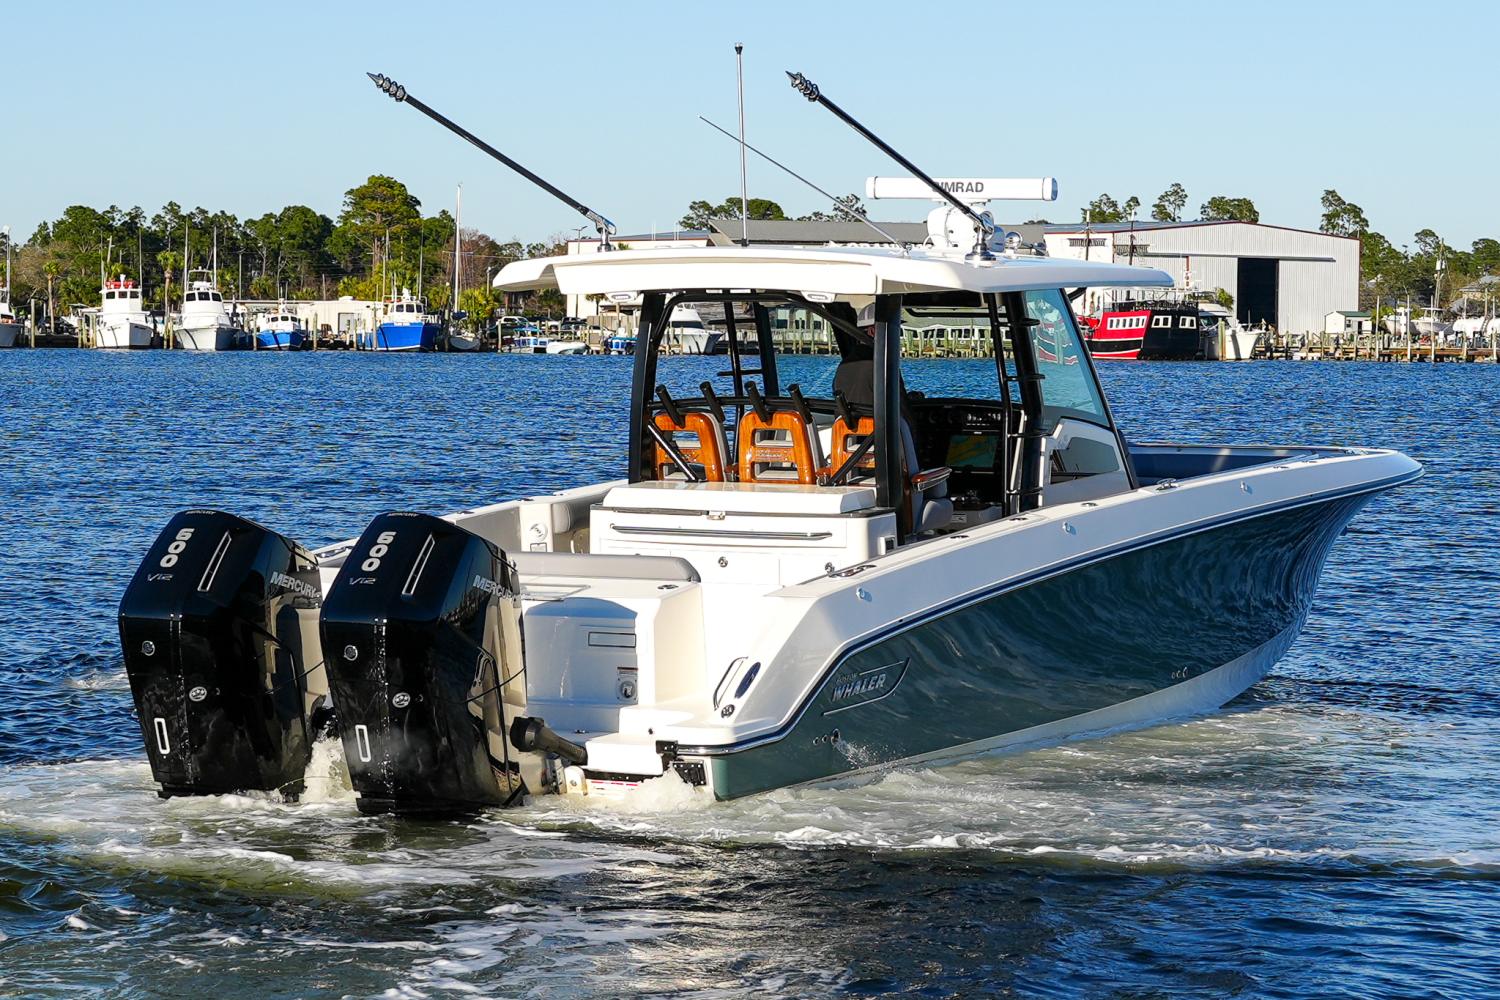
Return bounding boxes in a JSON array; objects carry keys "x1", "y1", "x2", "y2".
[{"x1": 492, "y1": 244, "x2": 1172, "y2": 298}]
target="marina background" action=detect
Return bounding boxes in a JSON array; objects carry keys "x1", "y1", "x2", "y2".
[{"x1": 0, "y1": 350, "x2": 1495, "y2": 997}]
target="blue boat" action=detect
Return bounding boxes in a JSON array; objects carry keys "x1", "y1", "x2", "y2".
[
  {"x1": 251, "y1": 307, "x2": 308, "y2": 350},
  {"x1": 376, "y1": 290, "x2": 443, "y2": 352}
]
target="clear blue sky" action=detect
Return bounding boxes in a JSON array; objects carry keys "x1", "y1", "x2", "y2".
[{"x1": 6, "y1": 0, "x2": 1495, "y2": 254}]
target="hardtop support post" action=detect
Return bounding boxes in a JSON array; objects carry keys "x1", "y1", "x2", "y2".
[
  {"x1": 873, "y1": 294, "x2": 905, "y2": 539},
  {"x1": 985, "y1": 292, "x2": 1017, "y2": 516},
  {"x1": 628, "y1": 293, "x2": 667, "y2": 482},
  {"x1": 753, "y1": 304, "x2": 780, "y2": 395}
]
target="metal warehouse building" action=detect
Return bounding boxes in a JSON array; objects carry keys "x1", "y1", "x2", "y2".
[{"x1": 1043, "y1": 221, "x2": 1360, "y2": 337}]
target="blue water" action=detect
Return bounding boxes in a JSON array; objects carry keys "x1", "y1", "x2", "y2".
[{"x1": 1, "y1": 351, "x2": 1497, "y2": 999}]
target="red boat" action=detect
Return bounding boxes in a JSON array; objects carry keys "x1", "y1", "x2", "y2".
[{"x1": 1084, "y1": 303, "x2": 1205, "y2": 360}]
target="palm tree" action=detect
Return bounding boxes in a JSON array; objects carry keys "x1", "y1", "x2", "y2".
[{"x1": 43, "y1": 261, "x2": 61, "y2": 335}]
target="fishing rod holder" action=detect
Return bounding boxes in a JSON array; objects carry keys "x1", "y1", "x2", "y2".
[{"x1": 370, "y1": 73, "x2": 407, "y2": 102}]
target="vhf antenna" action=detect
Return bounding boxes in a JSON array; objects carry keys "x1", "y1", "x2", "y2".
[
  {"x1": 787, "y1": 71, "x2": 994, "y2": 262},
  {"x1": 698, "y1": 116, "x2": 911, "y2": 256},
  {"x1": 368, "y1": 72, "x2": 617, "y2": 251}
]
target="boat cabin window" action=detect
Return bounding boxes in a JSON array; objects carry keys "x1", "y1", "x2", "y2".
[
  {"x1": 104, "y1": 291, "x2": 115, "y2": 300},
  {"x1": 186, "y1": 293, "x2": 198, "y2": 302},
  {"x1": 1022, "y1": 289, "x2": 1107, "y2": 432},
  {"x1": 211, "y1": 293, "x2": 222, "y2": 302}
]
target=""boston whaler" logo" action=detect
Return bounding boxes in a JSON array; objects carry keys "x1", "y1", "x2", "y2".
[{"x1": 823, "y1": 658, "x2": 909, "y2": 715}]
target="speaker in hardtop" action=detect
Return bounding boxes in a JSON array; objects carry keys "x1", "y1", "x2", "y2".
[
  {"x1": 320, "y1": 511, "x2": 530, "y2": 816},
  {"x1": 118, "y1": 510, "x2": 328, "y2": 798}
]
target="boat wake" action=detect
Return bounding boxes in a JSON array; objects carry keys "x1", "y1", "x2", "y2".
[
  {"x1": 2, "y1": 700, "x2": 1495, "y2": 894},
  {"x1": 513, "y1": 700, "x2": 1500, "y2": 874}
]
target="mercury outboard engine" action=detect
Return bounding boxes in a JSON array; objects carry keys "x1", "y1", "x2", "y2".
[
  {"x1": 118, "y1": 510, "x2": 328, "y2": 798},
  {"x1": 321, "y1": 512, "x2": 531, "y2": 816}
]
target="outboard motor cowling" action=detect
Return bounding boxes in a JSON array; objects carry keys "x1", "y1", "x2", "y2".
[
  {"x1": 118, "y1": 510, "x2": 327, "y2": 798},
  {"x1": 321, "y1": 512, "x2": 530, "y2": 816}
]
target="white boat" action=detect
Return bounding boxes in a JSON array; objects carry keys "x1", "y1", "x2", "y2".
[
  {"x1": 175, "y1": 271, "x2": 243, "y2": 351},
  {"x1": 662, "y1": 305, "x2": 722, "y2": 354},
  {"x1": 1412, "y1": 307, "x2": 1451, "y2": 342},
  {"x1": 95, "y1": 277, "x2": 155, "y2": 349},
  {"x1": 0, "y1": 296, "x2": 21, "y2": 348},
  {"x1": 1, "y1": 237, "x2": 21, "y2": 347},
  {"x1": 1198, "y1": 303, "x2": 1260, "y2": 361},
  {"x1": 545, "y1": 336, "x2": 589, "y2": 355},
  {"x1": 118, "y1": 242, "x2": 1421, "y2": 813},
  {"x1": 507, "y1": 328, "x2": 550, "y2": 353}
]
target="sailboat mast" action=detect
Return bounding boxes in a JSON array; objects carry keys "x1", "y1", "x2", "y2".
[{"x1": 453, "y1": 184, "x2": 462, "y2": 315}]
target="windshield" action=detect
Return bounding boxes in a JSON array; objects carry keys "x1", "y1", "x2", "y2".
[{"x1": 1022, "y1": 288, "x2": 1108, "y2": 430}]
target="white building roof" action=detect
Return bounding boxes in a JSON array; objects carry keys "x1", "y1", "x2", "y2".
[{"x1": 493, "y1": 245, "x2": 1172, "y2": 298}]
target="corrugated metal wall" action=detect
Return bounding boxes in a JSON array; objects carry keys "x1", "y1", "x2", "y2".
[{"x1": 1045, "y1": 222, "x2": 1360, "y2": 334}]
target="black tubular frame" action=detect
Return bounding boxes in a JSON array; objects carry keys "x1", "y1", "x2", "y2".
[
  {"x1": 873, "y1": 295, "x2": 905, "y2": 537},
  {"x1": 627, "y1": 293, "x2": 667, "y2": 481},
  {"x1": 984, "y1": 292, "x2": 1018, "y2": 516}
]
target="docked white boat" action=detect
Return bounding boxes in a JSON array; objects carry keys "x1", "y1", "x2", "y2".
[
  {"x1": 113, "y1": 71, "x2": 1421, "y2": 815},
  {"x1": 663, "y1": 305, "x2": 722, "y2": 354},
  {"x1": 0, "y1": 297, "x2": 21, "y2": 348},
  {"x1": 175, "y1": 271, "x2": 243, "y2": 351},
  {"x1": 96, "y1": 277, "x2": 154, "y2": 349},
  {"x1": 545, "y1": 336, "x2": 589, "y2": 355},
  {"x1": 1199, "y1": 303, "x2": 1260, "y2": 361},
  {"x1": 1, "y1": 238, "x2": 21, "y2": 347}
]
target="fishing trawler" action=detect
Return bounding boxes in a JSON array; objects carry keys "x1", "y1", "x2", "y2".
[
  {"x1": 376, "y1": 289, "x2": 443, "y2": 351},
  {"x1": 115, "y1": 72, "x2": 1420, "y2": 814},
  {"x1": 253, "y1": 306, "x2": 308, "y2": 350},
  {"x1": 175, "y1": 271, "x2": 245, "y2": 352},
  {"x1": 96, "y1": 277, "x2": 155, "y2": 349}
]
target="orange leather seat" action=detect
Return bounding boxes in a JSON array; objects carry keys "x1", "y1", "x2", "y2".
[
  {"x1": 653, "y1": 411, "x2": 729, "y2": 481},
  {"x1": 825, "y1": 415, "x2": 876, "y2": 482},
  {"x1": 653, "y1": 385, "x2": 731, "y2": 482},
  {"x1": 737, "y1": 384, "x2": 824, "y2": 484}
]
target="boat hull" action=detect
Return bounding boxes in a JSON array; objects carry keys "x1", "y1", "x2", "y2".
[
  {"x1": 253, "y1": 330, "x2": 304, "y2": 350},
  {"x1": 375, "y1": 322, "x2": 442, "y2": 352},
  {"x1": 97, "y1": 321, "x2": 155, "y2": 349},
  {"x1": 702, "y1": 488, "x2": 1374, "y2": 799},
  {"x1": 176, "y1": 325, "x2": 240, "y2": 352},
  {"x1": 0, "y1": 322, "x2": 21, "y2": 347}
]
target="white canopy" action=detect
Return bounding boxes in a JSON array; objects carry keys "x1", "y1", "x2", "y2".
[{"x1": 493, "y1": 245, "x2": 1171, "y2": 298}]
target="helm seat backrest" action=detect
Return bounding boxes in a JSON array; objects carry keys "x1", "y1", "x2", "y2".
[
  {"x1": 737, "y1": 383, "x2": 825, "y2": 485},
  {"x1": 738, "y1": 409, "x2": 822, "y2": 484},
  {"x1": 653, "y1": 410, "x2": 730, "y2": 482}
]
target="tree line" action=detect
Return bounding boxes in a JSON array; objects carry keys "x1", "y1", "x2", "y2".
[{"x1": 1, "y1": 176, "x2": 571, "y2": 324}]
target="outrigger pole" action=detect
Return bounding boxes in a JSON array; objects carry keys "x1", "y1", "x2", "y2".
[
  {"x1": 367, "y1": 73, "x2": 617, "y2": 251},
  {"x1": 786, "y1": 71, "x2": 994, "y2": 262}
]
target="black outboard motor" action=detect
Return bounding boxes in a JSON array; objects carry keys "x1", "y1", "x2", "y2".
[
  {"x1": 321, "y1": 512, "x2": 530, "y2": 816},
  {"x1": 118, "y1": 510, "x2": 328, "y2": 798}
]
